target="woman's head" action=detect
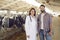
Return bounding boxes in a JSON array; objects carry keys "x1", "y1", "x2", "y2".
[{"x1": 29, "y1": 8, "x2": 36, "y2": 16}]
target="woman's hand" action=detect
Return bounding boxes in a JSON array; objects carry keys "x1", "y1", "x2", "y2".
[
  {"x1": 36, "y1": 33, "x2": 39, "y2": 36},
  {"x1": 27, "y1": 35, "x2": 30, "y2": 38}
]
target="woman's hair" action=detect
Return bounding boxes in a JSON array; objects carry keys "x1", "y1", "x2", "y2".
[{"x1": 29, "y1": 8, "x2": 36, "y2": 16}]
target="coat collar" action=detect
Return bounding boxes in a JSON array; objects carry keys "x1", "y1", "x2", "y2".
[{"x1": 40, "y1": 11, "x2": 47, "y2": 16}]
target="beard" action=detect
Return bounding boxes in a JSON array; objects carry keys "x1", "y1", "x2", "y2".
[{"x1": 41, "y1": 10, "x2": 45, "y2": 13}]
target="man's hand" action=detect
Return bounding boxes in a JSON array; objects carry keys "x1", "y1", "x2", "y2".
[{"x1": 49, "y1": 31, "x2": 52, "y2": 36}]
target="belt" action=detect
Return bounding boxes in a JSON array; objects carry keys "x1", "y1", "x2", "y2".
[{"x1": 40, "y1": 29, "x2": 44, "y2": 31}]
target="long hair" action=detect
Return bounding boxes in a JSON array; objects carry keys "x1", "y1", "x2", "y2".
[{"x1": 29, "y1": 8, "x2": 36, "y2": 16}]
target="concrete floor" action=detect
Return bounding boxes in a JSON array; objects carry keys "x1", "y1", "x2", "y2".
[{"x1": 52, "y1": 17, "x2": 60, "y2": 40}]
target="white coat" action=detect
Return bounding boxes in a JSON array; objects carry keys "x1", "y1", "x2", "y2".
[{"x1": 25, "y1": 16, "x2": 37, "y2": 40}]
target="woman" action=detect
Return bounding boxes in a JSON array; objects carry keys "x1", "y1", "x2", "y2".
[{"x1": 25, "y1": 8, "x2": 37, "y2": 40}]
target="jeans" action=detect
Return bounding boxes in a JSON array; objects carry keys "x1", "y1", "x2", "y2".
[{"x1": 39, "y1": 29, "x2": 52, "y2": 40}]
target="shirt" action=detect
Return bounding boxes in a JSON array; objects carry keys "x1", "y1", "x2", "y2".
[
  {"x1": 37, "y1": 12, "x2": 52, "y2": 32},
  {"x1": 41, "y1": 13, "x2": 45, "y2": 29}
]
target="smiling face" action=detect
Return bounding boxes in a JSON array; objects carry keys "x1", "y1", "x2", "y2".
[
  {"x1": 29, "y1": 8, "x2": 36, "y2": 16},
  {"x1": 40, "y1": 6, "x2": 45, "y2": 11},
  {"x1": 39, "y1": 5, "x2": 45, "y2": 13},
  {"x1": 30, "y1": 9, "x2": 35, "y2": 16}
]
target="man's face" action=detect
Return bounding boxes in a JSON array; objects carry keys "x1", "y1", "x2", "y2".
[{"x1": 40, "y1": 6, "x2": 45, "y2": 11}]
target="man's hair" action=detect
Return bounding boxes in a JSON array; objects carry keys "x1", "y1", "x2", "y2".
[{"x1": 40, "y1": 4, "x2": 45, "y2": 7}]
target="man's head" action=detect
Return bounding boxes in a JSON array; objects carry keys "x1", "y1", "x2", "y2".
[{"x1": 39, "y1": 5, "x2": 45, "y2": 13}]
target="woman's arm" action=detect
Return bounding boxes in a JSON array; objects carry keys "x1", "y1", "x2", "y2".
[{"x1": 25, "y1": 16, "x2": 30, "y2": 37}]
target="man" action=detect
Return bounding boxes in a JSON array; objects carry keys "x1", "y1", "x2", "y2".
[{"x1": 37, "y1": 5, "x2": 52, "y2": 40}]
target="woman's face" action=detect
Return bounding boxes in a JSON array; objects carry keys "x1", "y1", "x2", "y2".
[{"x1": 30, "y1": 10, "x2": 35, "y2": 16}]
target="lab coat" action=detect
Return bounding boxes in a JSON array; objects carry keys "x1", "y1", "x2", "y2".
[{"x1": 25, "y1": 16, "x2": 37, "y2": 40}]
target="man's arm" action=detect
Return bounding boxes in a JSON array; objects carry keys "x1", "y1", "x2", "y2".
[{"x1": 49, "y1": 15, "x2": 52, "y2": 35}]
